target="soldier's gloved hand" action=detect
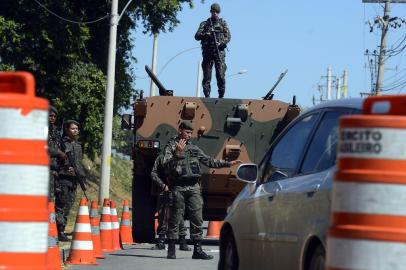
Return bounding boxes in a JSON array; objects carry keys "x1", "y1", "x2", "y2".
[
  {"x1": 218, "y1": 43, "x2": 226, "y2": 50},
  {"x1": 203, "y1": 32, "x2": 212, "y2": 39}
]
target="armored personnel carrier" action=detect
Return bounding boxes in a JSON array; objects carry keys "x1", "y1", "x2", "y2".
[{"x1": 122, "y1": 66, "x2": 300, "y2": 242}]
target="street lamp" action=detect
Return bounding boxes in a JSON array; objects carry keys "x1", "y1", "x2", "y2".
[
  {"x1": 227, "y1": 69, "x2": 248, "y2": 78},
  {"x1": 158, "y1": 46, "x2": 200, "y2": 77},
  {"x1": 196, "y1": 68, "x2": 248, "y2": 97}
]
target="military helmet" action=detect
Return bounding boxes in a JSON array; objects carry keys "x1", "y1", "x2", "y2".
[
  {"x1": 179, "y1": 120, "x2": 194, "y2": 131},
  {"x1": 210, "y1": 3, "x2": 221, "y2": 13},
  {"x1": 65, "y1": 120, "x2": 80, "y2": 128},
  {"x1": 49, "y1": 105, "x2": 58, "y2": 115}
]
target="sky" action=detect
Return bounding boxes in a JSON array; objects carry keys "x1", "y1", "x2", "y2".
[{"x1": 130, "y1": 1, "x2": 406, "y2": 107}]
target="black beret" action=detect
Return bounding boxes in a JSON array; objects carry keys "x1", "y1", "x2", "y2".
[
  {"x1": 210, "y1": 3, "x2": 221, "y2": 13},
  {"x1": 179, "y1": 120, "x2": 194, "y2": 131},
  {"x1": 49, "y1": 105, "x2": 58, "y2": 115},
  {"x1": 65, "y1": 120, "x2": 80, "y2": 128}
]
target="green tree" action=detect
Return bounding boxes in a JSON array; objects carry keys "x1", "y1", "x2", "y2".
[
  {"x1": 54, "y1": 62, "x2": 106, "y2": 157},
  {"x1": 112, "y1": 115, "x2": 133, "y2": 156},
  {"x1": 0, "y1": 0, "x2": 201, "y2": 156}
]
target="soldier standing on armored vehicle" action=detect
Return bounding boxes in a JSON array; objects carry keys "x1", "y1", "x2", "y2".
[
  {"x1": 195, "y1": 3, "x2": 231, "y2": 98},
  {"x1": 150, "y1": 154, "x2": 191, "y2": 251},
  {"x1": 48, "y1": 106, "x2": 66, "y2": 202},
  {"x1": 162, "y1": 120, "x2": 241, "y2": 260},
  {"x1": 55, "y1": 120, "x2": 86, "y2": 241}
]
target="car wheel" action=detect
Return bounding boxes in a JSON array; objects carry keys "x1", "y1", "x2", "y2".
[
  {"x1": 308, "y1": 245, "x2": 325, "y2": 270},
  {"x1": 221, "y1": 233, "x2": 238, "y2": 270}
]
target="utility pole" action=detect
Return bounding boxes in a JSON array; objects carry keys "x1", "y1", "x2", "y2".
[
  {"x1": 327, "y1": 67, "x2": 332, "y2": 100},
  {"x1": 336, "y1": 78, "x2": 342, "y2": 99},
  {"x1": 100, "y1": 0, "x2": 119, "y2": 204},
  {"x1": 375, "y1": 0, "x2": 391, "y2": 95},
  {"x1": 342, "y1": 70, "x2": 348, "y2": 98},
  {"x1": 149, "y1": 33, "x2": 158, "y2": 96},
  {"x1": 196, "y1": 60, "x2": 202, "y2": 97},
  {"x1": 363, "y1": 0, "x2": 406, "y2": 95}
]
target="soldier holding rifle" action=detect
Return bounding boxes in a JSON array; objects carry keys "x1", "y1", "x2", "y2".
[
  {"x1": 55, "y1": 120, "x2": 87, "y2": 241},
  {"x1": 162, "y1": 120, "x2": 241, "y2": 260},
  {"x1": 150, "y1": 154, "x2": 191, "y2": 251},
  {"x1": 195, "y1": 3, "x2": 231, "y2": 98}
]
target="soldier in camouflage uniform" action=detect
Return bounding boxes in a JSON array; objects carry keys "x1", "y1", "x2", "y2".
[
  {"x1": 55, "y1": 120, "x2": 86, "y2": 241},
  {"x1": 47, "y1": 106, "x2": 65, "y2": 202},
  {"x1": 151, "y1": 154, "x2": 191, "y2": 251},
  {"x1": 195, "y1": 3, "x2": 231, "y2": 98},
  {"x1": 162, "y1": 120, "x2": 241, "y2": 260}
]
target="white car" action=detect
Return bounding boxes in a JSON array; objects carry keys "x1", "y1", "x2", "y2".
[{"x1": 218, "y1": 98, "x2": 363, "y2": 270}]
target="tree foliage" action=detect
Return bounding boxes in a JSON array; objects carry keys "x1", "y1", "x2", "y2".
[
  {"x1": 54, "y1": 62, "x2": 106, "y2": 157},
  {"x1": 0, "y1": 0, "x2": 200, "y2": 156}
]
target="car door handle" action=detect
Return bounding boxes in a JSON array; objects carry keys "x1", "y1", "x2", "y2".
[
  {"x1": 307, "y1": 184, "x2": 321, "y2": 197},
  {"x1": 268, "y1": 195, "x2": 274, "y2": 202}
]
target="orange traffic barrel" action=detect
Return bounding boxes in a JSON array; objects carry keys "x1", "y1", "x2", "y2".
[
  {"x1": 99, "y1": 199, "x2": 114, "y2": 252},
  {"x1": 89, "y1": 200, "x2": 105, "y2": 259},
  {"x1": 206, "y1": 221, "x2": 224, "y2": 238},
  {"x1": 65, "y1": 198, "x2": 97, "y2": 265},
  {"x1": 327, "y1": 95, "x2": 406, "y2": 269},
  {"x1": 0, "y1": 72, "x2": 49, "y2": 269},
  {"x1": 46, "y1": 202, "x2": 62, "y2": 270},
  {"x1": 119, "y1": 199, "x2": 134, "y2": 245},
  {"x1": 110, "y1": 201, "x2": 122, "y2": 250}
]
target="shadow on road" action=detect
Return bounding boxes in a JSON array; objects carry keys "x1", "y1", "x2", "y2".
[{"x1": 109, "y1": 253, "x2": 187, "y2": 260}]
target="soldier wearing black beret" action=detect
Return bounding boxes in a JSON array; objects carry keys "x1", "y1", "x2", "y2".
[{"x1": 162, "y1": 120, "x2": 241, "y2": 260}]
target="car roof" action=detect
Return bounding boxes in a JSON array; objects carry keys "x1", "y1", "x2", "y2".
[{"x1": 304, "y1": 98, "x2": 364, "y2": 113}]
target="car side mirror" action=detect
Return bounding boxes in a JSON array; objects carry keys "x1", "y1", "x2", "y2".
[
  {"x1": 121, "y1": 114, "x2": 132, "y2": 130},
  {"x1": 236, "y1": 163, "x2": 258, "y2": 183}
]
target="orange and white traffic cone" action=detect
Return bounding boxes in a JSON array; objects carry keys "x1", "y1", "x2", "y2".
[
  {"x1": 0, "y1": 72, "x2": 49, "y2": 269},
  {"x1": 110, "y1": 201, "x2": 122, "y2": 250},
  {"x1": 327, "y1": 95, "x2": 406, "y2": 269},
  {"x1": 47, "y1": 202, "x2": 62, "y2": 270},
  {"x1": 89, "y1": 200, "x2": 105, "y2": 259},
  {"x1": 65, "y1": 198, "x2": 97, "y2": 265},
  {"x1": 100, "y1": 199, "x2": 114, "y2": 252},
  {"x1": 206, "y1": 221, "x2": 224, "y2": 238},
  {"x1": 119, "y1": 199, "x2": 134, "y2": 245}
]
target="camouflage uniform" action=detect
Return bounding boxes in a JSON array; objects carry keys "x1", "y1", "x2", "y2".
[
  {"x1": 55, "y1": 135, "x2": 85, "y2": 235},
  {"x1": 151, "y1": 154, "x2": 188, "y2": 239},
  {"x1": 195, "y1": 16, "x2": 231, "y2": 98},
  {"x1": 162, "y1": 136, "x2": 230, "y2": 241},
  {"x1": 48, "y1": 123, "x2": 62, "y2": 201}
]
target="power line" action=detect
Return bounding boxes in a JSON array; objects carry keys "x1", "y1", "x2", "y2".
[
  {"x1": 384, "y1": 66, "x2": 406, "y2": 82},
  {"x1": 33, "y1": 0, "x2": 109, "y2": 25},
  {"x1": 157, "y1": 46, "x2": 200, "y2": 76}
]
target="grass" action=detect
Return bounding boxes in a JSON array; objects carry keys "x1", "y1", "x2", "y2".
[{"x1": 65, "y1": 155, "x2": 133, "y2": 232}]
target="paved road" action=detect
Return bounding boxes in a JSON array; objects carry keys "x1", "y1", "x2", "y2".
[{"x1": 66, "y1": 242, "x2": 219, "y2": 270}]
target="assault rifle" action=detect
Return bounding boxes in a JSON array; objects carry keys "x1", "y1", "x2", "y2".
[
  {"x1": 209, "y1": 18, "x2": 222, "y2": 63},
  {"x1": 62, "y1": 143, "x2": 89, "y2": 201}
]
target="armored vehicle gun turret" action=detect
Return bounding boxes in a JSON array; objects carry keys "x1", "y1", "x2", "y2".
[{"x1": 122, "y1": 66, "x2": 300, "y2": 242}]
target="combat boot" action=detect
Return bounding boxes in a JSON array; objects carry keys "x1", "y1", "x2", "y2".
[
  {"x1": 152, "y1": 234, "x2": 165, "y2": 250},
  {"x1": 192, "y1": 241, "x2": 213, "y2": 260},
  {"x1": 167, "y1": 239, "x2": 176, "y2": 259},
  {"x1": 178, "y1": 235, "x2": 191, "y2": 251}
]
